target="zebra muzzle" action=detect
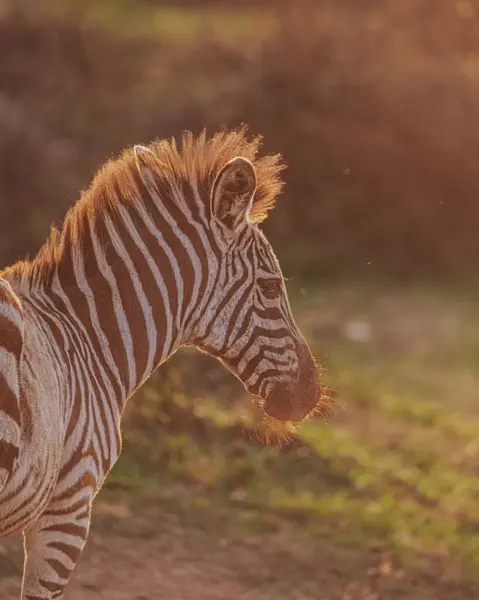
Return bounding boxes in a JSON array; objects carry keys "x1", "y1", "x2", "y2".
[{"x1": 262, "y1": 343, "x2": 320, "y2": 422}]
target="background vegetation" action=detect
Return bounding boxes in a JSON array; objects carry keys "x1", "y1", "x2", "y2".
[{"x1": 1, "y1": 1, "x2": 479, "y2": 598}]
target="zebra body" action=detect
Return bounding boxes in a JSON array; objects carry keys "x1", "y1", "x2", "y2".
[{"x1": 0, "y1": 130, "x2": 321, "y2": 599}]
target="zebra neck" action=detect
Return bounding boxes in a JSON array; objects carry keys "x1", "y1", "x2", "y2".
[
  {"x1": 7, "y1": 175, "x2": 216, "y2": 408},
  {"x1": 48, "y1": 192, "x2": 214, "y2": 407}
]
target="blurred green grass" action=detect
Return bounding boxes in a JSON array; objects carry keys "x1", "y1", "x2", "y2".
[
  {"x1": 39, "y1": 0, "x2": 275, "y2": 41},
  {"x1": 101, "y1": 282, "x2": 479, "y2": 590}
]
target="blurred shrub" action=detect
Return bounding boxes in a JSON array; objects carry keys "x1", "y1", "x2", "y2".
[
  {"x1": 1, "y1": 2, "x2": 479, "y2": 278},
  {"x1": 228, "y1": 0, "x2": 479, "y2": 278},
  {"x1": 0, "y1": 8, "x2": 150, "y2": 263}
]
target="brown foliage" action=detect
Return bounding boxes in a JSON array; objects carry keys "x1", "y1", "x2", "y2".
[{"x1": 1, "y1": 3, "x2": 478, "y2": 278}]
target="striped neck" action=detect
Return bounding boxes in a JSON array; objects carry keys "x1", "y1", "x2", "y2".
[{"x1": 13, "y1": 178, "x2": 215, "y2": 409}]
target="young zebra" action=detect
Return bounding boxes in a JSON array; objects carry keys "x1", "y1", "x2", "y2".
[{"x1": 0, "y1": 129, "x2": 321, "y2": 599}]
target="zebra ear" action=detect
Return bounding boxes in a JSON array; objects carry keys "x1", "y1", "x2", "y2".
[{"x1": 211, "y1": 157, "x2": 257, "y2": 233}]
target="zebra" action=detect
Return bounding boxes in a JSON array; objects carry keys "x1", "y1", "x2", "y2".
[{"x1": 0, "y1": 129, "x2": 321, "y2": 599}]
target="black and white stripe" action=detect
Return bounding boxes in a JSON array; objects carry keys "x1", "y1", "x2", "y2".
[{"x1": 0, "y1": 130, "x2": 320, "y2": 599}]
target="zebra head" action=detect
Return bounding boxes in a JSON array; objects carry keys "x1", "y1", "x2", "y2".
[{"x1": 193, "y1": 156, "x2": 320, "y2": 422}]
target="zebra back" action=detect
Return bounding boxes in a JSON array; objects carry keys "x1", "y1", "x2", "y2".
[{"x1": 0, "y1": 278, "x2": 24, "y2": 491}]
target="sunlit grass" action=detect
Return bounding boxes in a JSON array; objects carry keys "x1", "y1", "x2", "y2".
[
  {"x1": 40, "y1": 0, "x2": 275, "y2": 42},
  {"x1": 102, "y1": 282, "x2": 479, "y2": 587}
]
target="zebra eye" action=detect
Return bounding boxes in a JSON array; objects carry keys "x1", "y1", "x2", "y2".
[{"x1": 259, "y1": 278, "x2": 282, "y2": 299}]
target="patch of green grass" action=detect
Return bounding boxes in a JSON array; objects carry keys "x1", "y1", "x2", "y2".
[
  {"x1": 41, "y1": 0, "x2": 275, "y2": 42},
  {"x1": 103, "y1": 282, "x2": 479, "y2": 587}
]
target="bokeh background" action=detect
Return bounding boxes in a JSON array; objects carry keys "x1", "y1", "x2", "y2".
[{"x1": 1, "y1": 1, "x2": 479, "y2": 599}]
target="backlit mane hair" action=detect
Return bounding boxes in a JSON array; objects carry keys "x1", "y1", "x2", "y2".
[{"x1": 3, "y1": 128, "x2": 285, "y2": 290}]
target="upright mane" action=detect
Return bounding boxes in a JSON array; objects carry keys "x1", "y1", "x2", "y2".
[{"x1": 2, "y1": 128, "x2": 284, "y2": 290}]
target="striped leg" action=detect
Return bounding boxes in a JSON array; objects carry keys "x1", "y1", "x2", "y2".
[{"x1": 21, "y1": 493, "x2": 92, "y2": 600}]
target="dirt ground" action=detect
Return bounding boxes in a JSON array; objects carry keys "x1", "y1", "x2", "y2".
[{"x1": 1, "y1": 500, "x2": 477, "y2": 600}]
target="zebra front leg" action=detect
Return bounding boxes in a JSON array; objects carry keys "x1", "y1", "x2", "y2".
[{"x1": 21, "y1": 492, "x2": 92, "y2": 600}]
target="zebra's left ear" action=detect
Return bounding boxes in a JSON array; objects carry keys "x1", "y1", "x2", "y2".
[{"x1": 211, "y1": 157, "x2": 257, "y2": 234}]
